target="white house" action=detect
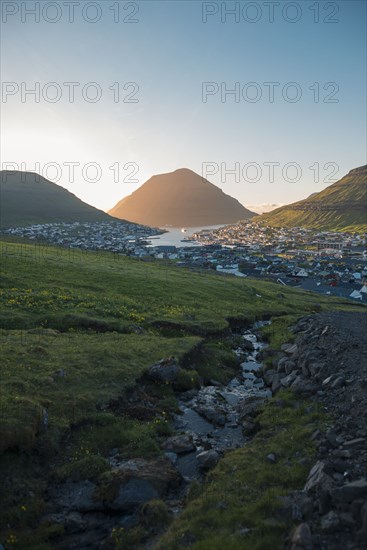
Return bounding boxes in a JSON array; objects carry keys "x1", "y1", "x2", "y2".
[
  {"x1": 292, "y1": 268, "x2": 309, "y2": 277},
  {"x1": 350, "y1": 290, "x2": 363, "y2": 300}
]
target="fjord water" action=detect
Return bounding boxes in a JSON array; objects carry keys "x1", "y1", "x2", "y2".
[{"x1": 147, "y1": 225, "x2": 226, "y2": 248}]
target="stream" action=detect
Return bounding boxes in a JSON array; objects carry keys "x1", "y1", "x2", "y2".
[{"x1": 169, "y1": 321, "x2": 272, "y2": 481}]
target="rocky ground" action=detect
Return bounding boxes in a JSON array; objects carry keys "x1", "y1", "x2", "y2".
[{"x1": 262, "y1": 311, "x2": 367, "y2": 550}]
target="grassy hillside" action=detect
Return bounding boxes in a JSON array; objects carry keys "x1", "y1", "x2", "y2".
[
  {"x1": 0, "y1": 171, "x2": 117, "y2": 228},
  {"x1": 0, "y1": 240, "x2": 363, "y2": 548},
  {"x1": 255, "y1": 165, "x2": 367, "y2": 232}
]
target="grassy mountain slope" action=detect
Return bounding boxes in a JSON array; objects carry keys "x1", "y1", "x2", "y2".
[
  {"x1": 0, "y1": 171, "x2": 117, "y2": 228},
  {"x1": 255, "y1": 165, "x2": 367, "y2": 232},
  {"x1": 109, "y1": 168, "x2": 256, "y2": 227}
]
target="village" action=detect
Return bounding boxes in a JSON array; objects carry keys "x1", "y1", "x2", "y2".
[
  {"x1": 2, "y1": 221, "x2": 162, "y2": 254},
  {"x1": 3, "y1": 220, "x2": 367, "y2": 303}
]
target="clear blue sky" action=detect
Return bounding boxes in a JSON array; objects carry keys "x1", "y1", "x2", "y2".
[{"x1": 1, "y1": 0, "x2": 366, "y2": 212}]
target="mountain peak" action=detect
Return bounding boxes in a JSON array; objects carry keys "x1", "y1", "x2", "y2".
[
  {"x1": 109, "y1": 168, "x2": 256, "y2": 227},
  {"x1": 0, "y1": 171, "x2": 116, "y2": 228}
]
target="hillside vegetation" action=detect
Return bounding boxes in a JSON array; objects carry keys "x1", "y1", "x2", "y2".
[
  {"x1": 255, "y1": 165, "x2": 367, "y2": 232},
  {"x1": 0, "y1": 240, "x2": 363, "y2": 548},
  {"x1": 0, "y1": 171, "x2": 116, "y2": 228}
]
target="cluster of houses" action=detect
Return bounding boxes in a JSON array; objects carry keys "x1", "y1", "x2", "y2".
[
  {"x1": 2, "y1": 221, "x2": 162, "y2": 254},
  {"x1": 144, "y1": 243, "x2": 367, "y2": 301},
  {"x1": 2, "y1": 220, "x2": 366, "y2": 303},
  {"x1": 145, "y1": 223, "x2": 367, "y2": 302}
]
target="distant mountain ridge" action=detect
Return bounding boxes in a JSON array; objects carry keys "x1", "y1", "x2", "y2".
[
  {"x1": 255, "y1": 165, "x2": 367, "y2": 232},
  {"x1": 109, "y1": 168, "x2": 256, "y2": 227},
  {"x1": 0, "y1": 171, "x2": 117, "y2": 228}
]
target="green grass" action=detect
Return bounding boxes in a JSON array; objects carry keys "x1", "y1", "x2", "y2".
[
  {"x1": 0, "y1": 239, "x2": 364, "y2": 548},
  {"x1": 260, "y1": 314, "x2": 298, "y2": 350},
  {"x1": 0, "y1": 330, "x2": 200, "y2": 452},
  {"x1": 0, "y1": 241, "x2": 359, "y2": 335}
]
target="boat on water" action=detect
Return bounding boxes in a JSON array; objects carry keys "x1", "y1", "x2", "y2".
[{"x1": 181, "y1": 228, "x2": 187, "y2": 233}]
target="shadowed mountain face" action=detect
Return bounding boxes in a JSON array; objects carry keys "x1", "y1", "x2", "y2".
[
  {"x1": 0, "y1": 171, "x2": 116, "y2": 228},
  {"x1": 255, "y1": 165, "x2": 367, "y2": 232},
  {"x1": 109, "y1": 168, "x2": 256, "y2": 227}
]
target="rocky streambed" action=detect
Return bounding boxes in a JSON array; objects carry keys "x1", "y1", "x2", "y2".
[{"x1": 166, "y1": 321, "x2": 272, "y2": 480}]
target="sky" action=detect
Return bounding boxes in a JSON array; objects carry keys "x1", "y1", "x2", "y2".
[{"x1": 1, "y1": 0, "x2": 366, "y2": 213}]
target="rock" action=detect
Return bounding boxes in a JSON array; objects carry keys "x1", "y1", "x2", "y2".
[
  {"x1": 238, "y1": 397, "x2": 265, "y2": 419},
  {"x1": 263, "y1": 369, "x2": 276, "y2": 385},
  {"x1": 332, "y1": 449, "x2": 352, "y2": 459},
  {"x1": 320, "y1": 510, "x2": 340, "y2": 531},
  {"x1": 356, "y1": 501, "x2": 367, "y2": 544},
  {"x1": 304, "y1": 461, "x2": 334, "y2": 495},
  {"x1": 290, "y1": 522, "x2": 313, "y2": 550},
  {"x1": 321, "y1": 376, "x2": 331, "y2": 386},
  {"x1": 285, "y1": 360, "x2": 297, "y2": 375},
  {"x1": 148, "y1": 357, "x2": 180, "y2": 382},
  {"x1": 103, "y1": 457, "x2": 182, "y2": 513},
  {"x1": 51, "y1": 480, "x2": 103, "y2": 512},
  {"x1": 209, "y1": 379, "x2": 222, "y2": 387},
  {"x1": 111, "y1": 479, "x2": 159, "y2": 511},
  {"x1": 180, "y1": 389, "x2": 199, "y2": 401},
  {"x1": 115, "y1": 457, "x2": 181, "y2": 492},
  {"x1": 318, "y1": 489, "x2": 332, "y2": 515},
  {"x1": 291, "y1": 377, "x2": 318, "y2": 397},
  {"x1": 331, "y1": 479, "x2": 367, "y2": 504},
  {"x1": 277, "y1": 356, "x2": 288, "y2": 373},
  {"x1": 281, "y1": 372, "x2": 298, "y2": 388},
  {"x1": 339, "y1": 512, "x2": 355, "y2": 526},
  {"x1": 64, "y1": 512, "x2": 88, "y2": 533},
  {"x1": 285, "y1": 344, "x2": 298, "y2": 355},
  {"x1": 276, "y1": 496, "x2": 302, "y2": 521},
  {"x1": 271, "y1": 374, "x2": 282, "y2": 393},
  {"x1": 242, "y1": 419, "x2": 258, "y2": 435},
  {"x1": 242, "y1": 339, "x2": 255, "y2": 352},
  {"x1": 197, "y1": 450, "x2": 219, "y2": 470},
  {"x1": 194, "y1": 405, "x2": 226, "y2": 426},
  {"x1": 342, "y1": 438, "x2": 366, "y2": 450},
  {"x1": 327, "y1": 458, "x2": 350, "y2": 474},
  {"x1": 293, "y1": 319, "x2": 309, "y2": 333},
  {"x1": 325, "y1": 428, "x2": 340, "y2": 449},
  {"x1": 322, "y1": 373, "x2": 343, "y2": 388},
  {"x1": 51, "y1": 369, "x2": 66, "y2": 378},
  {"x1": 266, "y1": 453, "x2": 277, "y2": 464},
  {"x1": 331, "y1": 376, "x2": 345, "y2": 389},
  {"x1": 309, "y1": 362, "x2": 324, "y2": 377},
  {"x1": 164, "y1": 452, "x2": 178, "y2": 464},
  {"x1": 162, "y1": 435, "x2": 196, "y2": 454}
]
